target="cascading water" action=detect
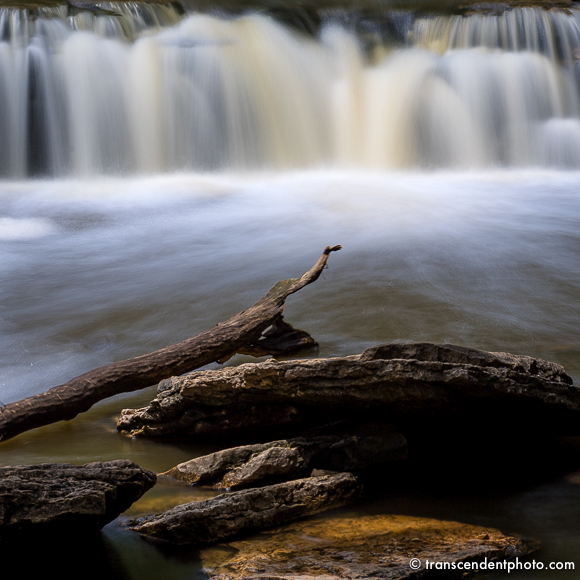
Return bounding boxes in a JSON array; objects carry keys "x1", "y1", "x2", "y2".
[
  {"x1": 2, "y1": 4, "x2": 580, "y2": 578},
  {"x1": 3, "y1": 2, "x2": 580, "y2": 175}
]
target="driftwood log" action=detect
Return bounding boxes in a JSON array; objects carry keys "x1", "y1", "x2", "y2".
[{"x1": 0, "y1": 245, "x2": 341, "y2": 442}]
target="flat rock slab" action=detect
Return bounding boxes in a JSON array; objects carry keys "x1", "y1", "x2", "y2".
[
  {"x1": 118, "y1": 343, "x2": 579, "y2": 439},
  {"x1": 203, "y1": 513, "x2": 538, "y2": 579},
  {"x1": 0, "y1": 459, "x2": 156, "y2": 539},
  {"x1": 162, "y1": 429, "x2": 407, "y2": 489},
  {"x1": 124, "y1": 472, "x2": 362, "y2": 545}
]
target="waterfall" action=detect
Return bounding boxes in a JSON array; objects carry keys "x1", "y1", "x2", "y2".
[{"x1": 2, "y1": 2, "x2": 580, "y2": 175}]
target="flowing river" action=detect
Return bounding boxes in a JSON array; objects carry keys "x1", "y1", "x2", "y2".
[{"x1": 0, "y1": 2, "x2": 580, "y2": 578}]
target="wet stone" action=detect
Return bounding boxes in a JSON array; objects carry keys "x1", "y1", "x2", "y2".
[{"x1": 202, "y1": 514, "x2": 538, "y2": 579}]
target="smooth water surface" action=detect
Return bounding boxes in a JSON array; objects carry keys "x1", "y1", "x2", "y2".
[{"x1": 0, "y1": 170, "x2": 579, "y2": 577}]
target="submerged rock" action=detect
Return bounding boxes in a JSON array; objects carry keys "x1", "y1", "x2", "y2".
[
  {"x1": 202, "y1": 513, "x2": 538, "y2": 579},
  {"x1": 124, "y1": 472, "x2": 362, "y2": 545},
  {"x1": 118, "y1": 343, "x2": 579, "y2": 440},
  {"x1": 162, "y1": 427, "x2": 407, "y2": 488},
  {"x1": 0, "y1": 459, "x2": 156, "y2": 539}
]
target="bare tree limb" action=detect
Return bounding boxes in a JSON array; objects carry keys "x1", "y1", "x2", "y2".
[{"x1": 0, "y1": 245, "x2": 341, "y2": 442}]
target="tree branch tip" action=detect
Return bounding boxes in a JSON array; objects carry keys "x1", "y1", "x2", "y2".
[{"x1": 0, "y1": 245, "x2": 339, "y2": 442}]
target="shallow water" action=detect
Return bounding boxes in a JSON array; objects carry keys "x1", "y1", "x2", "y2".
[{"x1": 0, "y1": 170, "x2": 579, "y2": 577}]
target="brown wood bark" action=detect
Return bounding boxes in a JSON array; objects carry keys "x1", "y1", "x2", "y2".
[{"x1": 0, "y1": 245, "x2": 341, "y2": 442}]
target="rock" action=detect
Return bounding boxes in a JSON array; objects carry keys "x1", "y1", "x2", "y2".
[
  {"x1": 124, "y1": 472, "x2": 362, "y2": 545},
  {"x1": 120, "y1": 401, "x2": 305, "y2": 442},
  {"x1": 162, "y1": 427, "x2": 407, "y2": 489},
  {"x1": 0, "y1": 460, "x2": 156, "y2": 539},
  {"x1": 220, "y1": 446, "x2": 306, "y2": 489},
  {"x1": 202, "y1": 513, "x2": 538, "y2": 579},
  {"x1": 118, "y1": 343, "x2": 579, "y2": 440},
  {"x1": 310, "y1": 468, "x2": 339, "y2": 476},
  {"x1": 163, "y1": 440, "x2": 289, "y2": 486}
]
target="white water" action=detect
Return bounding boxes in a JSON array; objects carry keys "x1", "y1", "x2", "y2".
[
  {"x1": 1, "y1": 169, "x2": 579, "y2": 405},
  {"x1": 3, "y1": 5, "x2": 580, "y2": 174},
  {"x1": 413, "y1": 7, "x2": 580, "y2": 58},
  {"x1": 1, "y1": 6, "x2": 580, "y2": 579},
  {"x1": 1, "y1": 3, "x2": 580, "y2": 395}
]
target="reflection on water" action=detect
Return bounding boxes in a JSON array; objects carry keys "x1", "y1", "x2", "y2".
[{"x1": 0, "y1": 170, "x2": 579, "y2": 577}]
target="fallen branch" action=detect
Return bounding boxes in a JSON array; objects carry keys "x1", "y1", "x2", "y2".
[{"x1": 0, "y1": 245, "x2": 341, "y2": 442}]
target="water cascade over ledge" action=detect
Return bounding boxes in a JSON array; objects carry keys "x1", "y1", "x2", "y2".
[
  {"x1": 2, "y1": 5, "x2": 580, "y2": 578},
  {"x1": 3, "y1": 2, "x2": 580, "y2": 175}
]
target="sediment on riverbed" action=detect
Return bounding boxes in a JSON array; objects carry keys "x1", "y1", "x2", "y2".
[{"x1": 201, "y1": 514, "x2": 539, "y2": 579}]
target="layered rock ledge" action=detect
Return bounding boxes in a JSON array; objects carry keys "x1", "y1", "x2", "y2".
[
  {"x1": 118, "y1": 343, "x2": 579, "y2": 440},
  {"x1": 162, "y1": 426, "x2": 407, "y2": 488},
  {"x1": 202, "y1": 513, "x2": 538, "y2": 579},
  {"x1": 0, "y1": 460, "x2": 156, "y2": 539},
  {"x1": 124, "y1": 472, "x2": 362, "y2": 545}
]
